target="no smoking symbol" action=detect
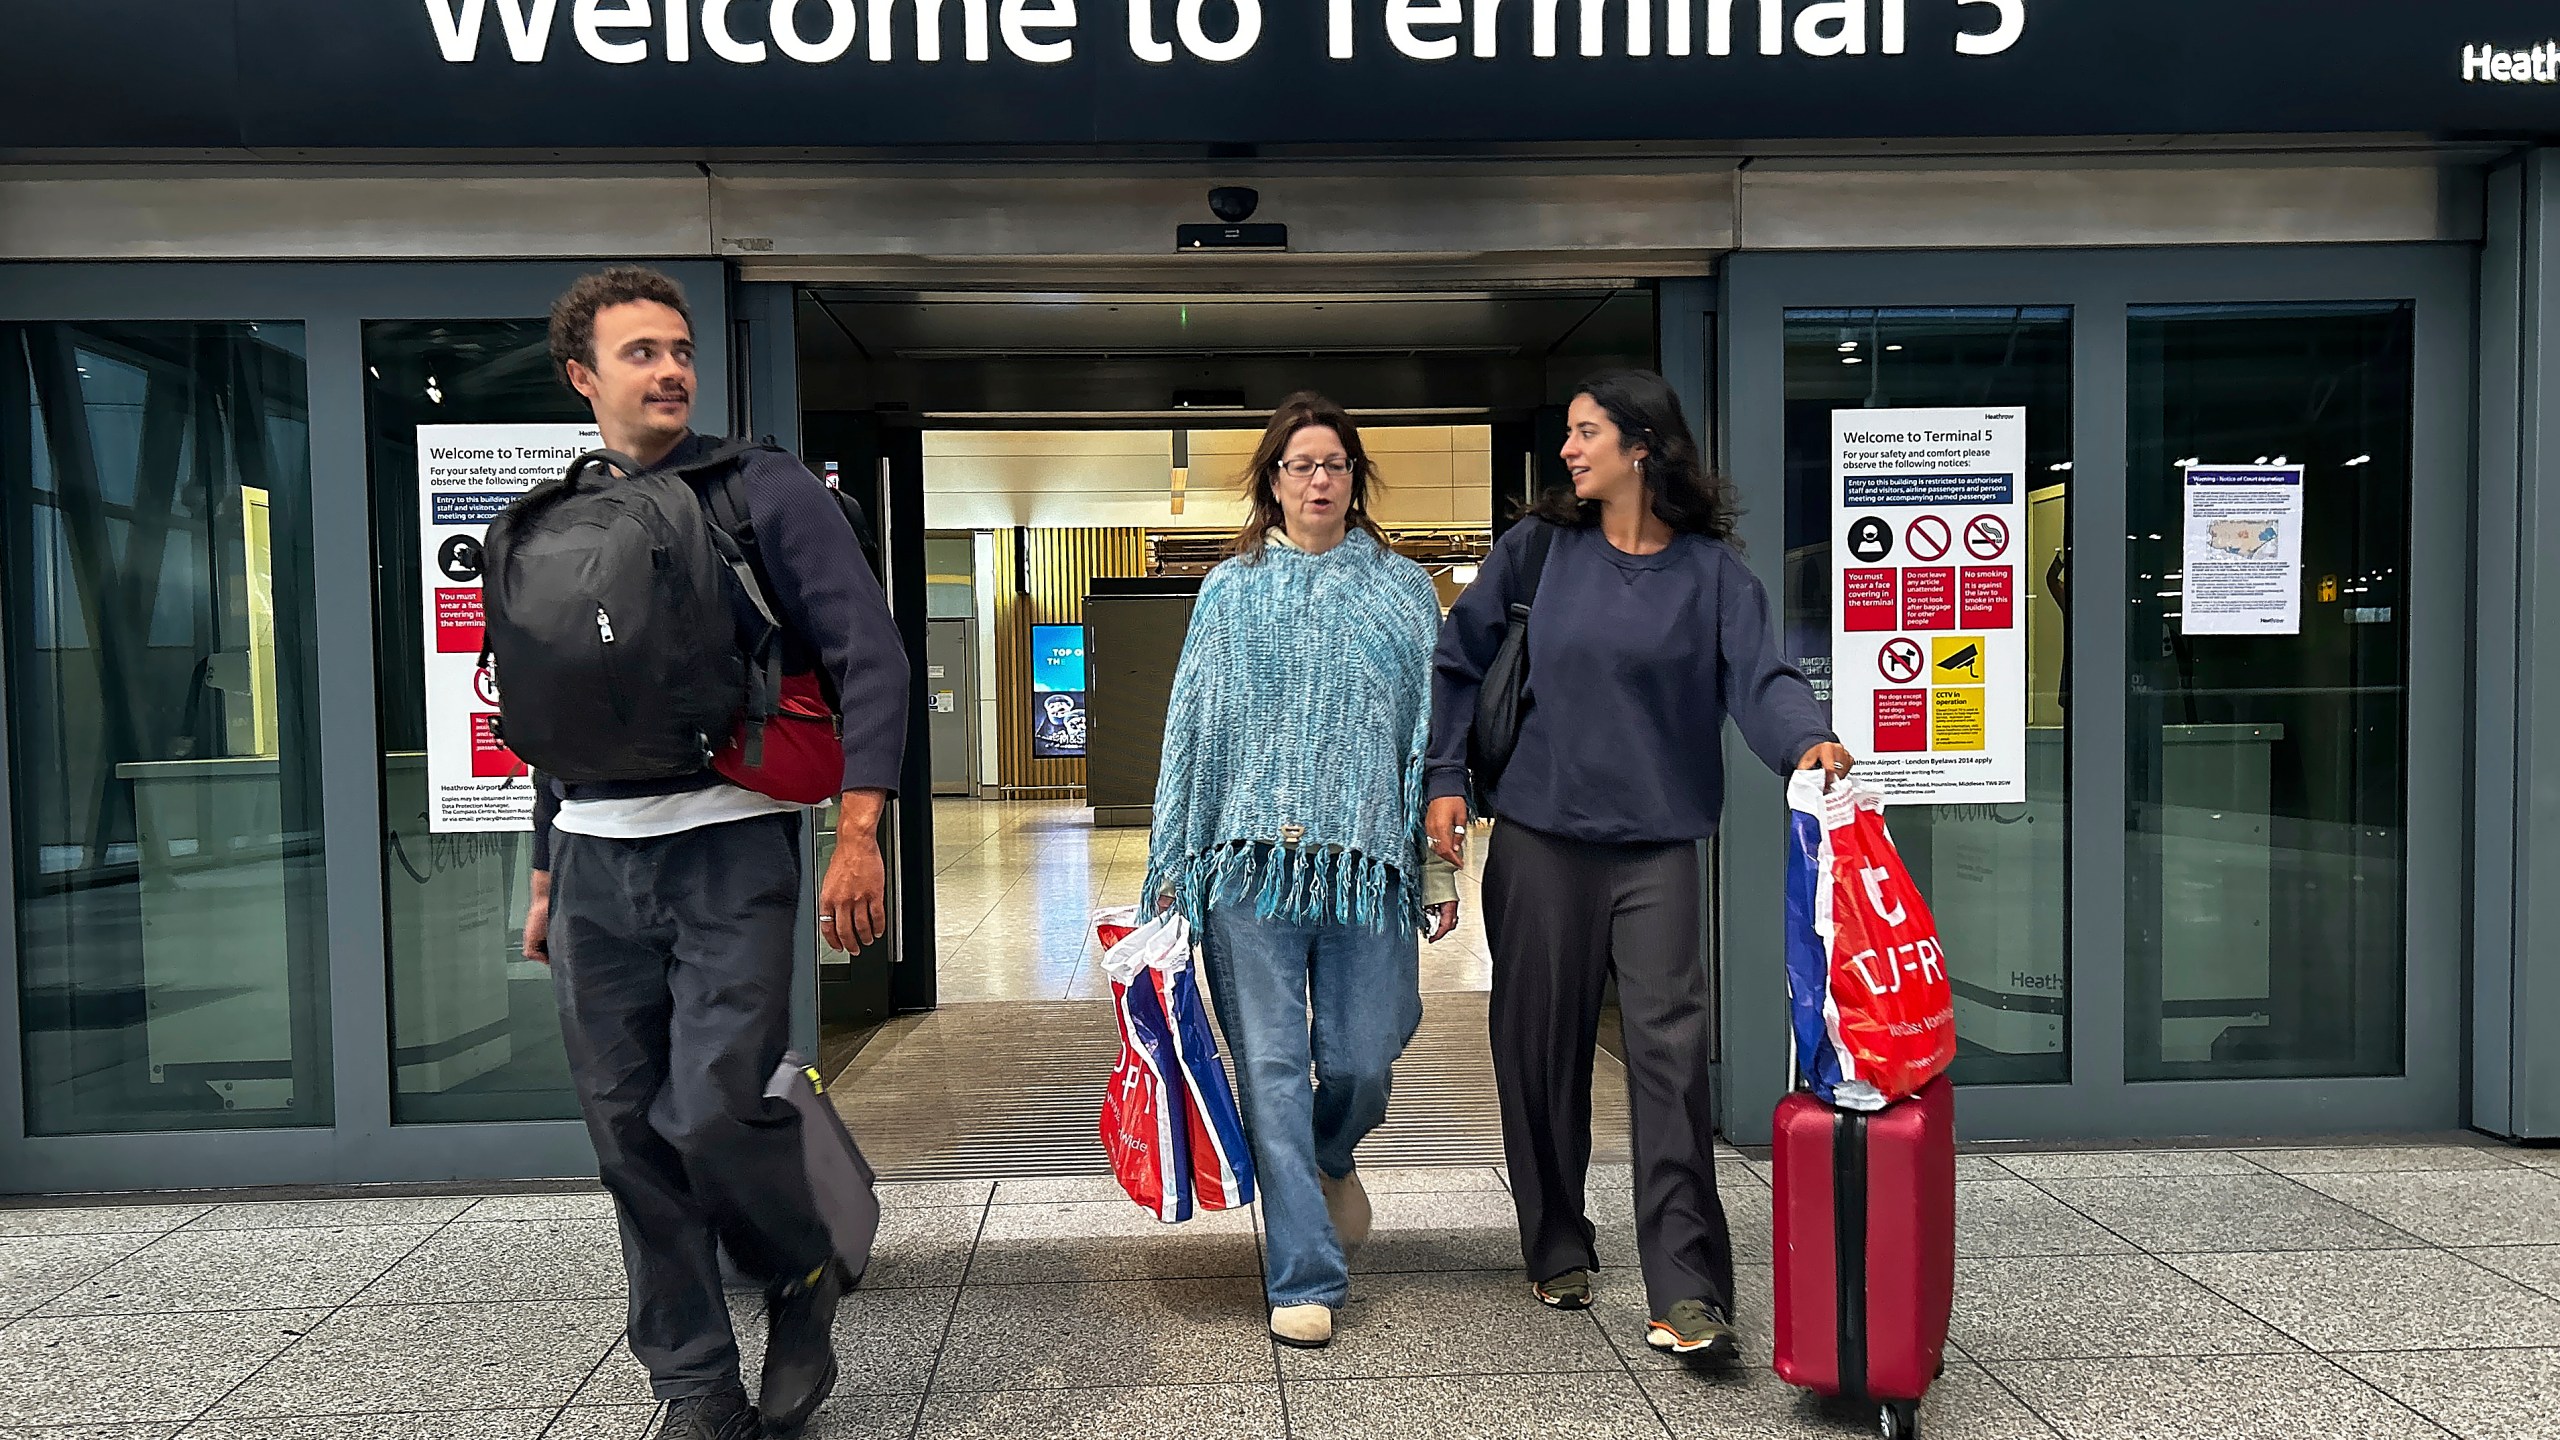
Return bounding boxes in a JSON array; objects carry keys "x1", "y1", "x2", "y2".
[
  {"x1": 1878, "y1": 638, "x2": 1926, "y2": 684},
  {"x1": 1964, "y1": 515, "x2": 2011, "y2": 560},
  {"x1": 1905, "y1": 515, "x2": 1953, "y2": 561}
]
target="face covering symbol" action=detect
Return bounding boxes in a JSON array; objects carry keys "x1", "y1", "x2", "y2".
[{"x1": 1860, "y1": 863, "x2": 1907, "y2": 927}]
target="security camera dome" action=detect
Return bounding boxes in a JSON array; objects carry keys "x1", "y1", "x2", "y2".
[{"x1": 1208, "y1": 187, "x2": 1260, "y2": 223}]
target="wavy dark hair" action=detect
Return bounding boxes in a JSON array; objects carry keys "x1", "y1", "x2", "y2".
[
  {"x1": 1527, "y1": 368, "x2": 1740, "y2": 543},
  {"x1": 1229, "y1": 391, "x2": 1390, "y2": 559},
  {"x1": 548, "y1": 265, "x2": 692, "y2": 382}
]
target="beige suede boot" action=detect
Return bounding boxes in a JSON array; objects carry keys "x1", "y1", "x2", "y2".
[{"x1": 1269, "y1": 1303, "x2": 1334, "y2": 1348}]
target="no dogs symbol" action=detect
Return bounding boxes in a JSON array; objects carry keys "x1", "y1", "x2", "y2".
[{"x1": 1878, "y1": 638, "x2": 1926, "y2": 685}]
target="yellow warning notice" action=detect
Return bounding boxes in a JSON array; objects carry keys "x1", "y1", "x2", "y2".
[
  {"x1": 1931, "y1": 687, "x2": 1986, "y2": 750},
  {"x1": 1931, "y1": 635, "x2": 1987, "y2": 684}
]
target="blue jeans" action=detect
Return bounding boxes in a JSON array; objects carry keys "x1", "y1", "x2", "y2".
[{"x1": 1200, "y1": 904, "x2": 1424, "y2": 1309}]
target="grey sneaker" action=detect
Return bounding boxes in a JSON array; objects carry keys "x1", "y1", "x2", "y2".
[
  {"x1": 1533, "y1": 1269, "x2": 1594, "y2": 1310},
  {"x1": 1645, "y1": 1298, "x2": 1740, "y2": 1360}
]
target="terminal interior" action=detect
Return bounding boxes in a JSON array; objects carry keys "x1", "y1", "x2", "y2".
[{"x1": 794, "y1": 286, "x2": 1657, "y2": 1171}]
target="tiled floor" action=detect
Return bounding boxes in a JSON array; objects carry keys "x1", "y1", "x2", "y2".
[
  {"x1": 5, "y1": 1141, "x2": 2556, "y2": 1438},
  {"x1": 929, "y1": 800, "x2": 1494, "y2": 1004}
]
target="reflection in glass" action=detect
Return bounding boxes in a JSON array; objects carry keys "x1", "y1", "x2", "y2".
[
  {"x1": 367, "y1": 320, "x2": 590, "y2": 1123},
  {"x1": 1783, "y1": 307, "x2": 2073, "y2": 1086},
  {"x1": 4, "y1": 322, "x2": 331, "y2": 1134},
  {"x1": 2125, "y1": 302, "x2": 2411, "y2": 1081}
]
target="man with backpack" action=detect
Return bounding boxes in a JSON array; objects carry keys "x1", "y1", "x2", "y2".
[{"x1": 491, "y1": 267, "x2": 906, "y2": 1440}]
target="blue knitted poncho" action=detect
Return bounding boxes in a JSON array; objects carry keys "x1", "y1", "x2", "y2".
[{"x1": 1142, "y1": 530, "x2": 1443, "y2": 934}]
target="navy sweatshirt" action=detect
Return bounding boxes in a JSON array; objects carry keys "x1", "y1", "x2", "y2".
[
  {"x1": 529, "y1": 432, "x2": 907, "y2": 868},
  {"x1": 1427, "y1": 520, "x2": 1833, "y2": 845}
]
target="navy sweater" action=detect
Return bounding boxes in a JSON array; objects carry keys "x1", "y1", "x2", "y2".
[
  {"x1": 1427, "y1": 521, "x2": 1832, "y2": 845},
  {"x1": 529, "y1": 432, "x2": 907, "y2": 868}
]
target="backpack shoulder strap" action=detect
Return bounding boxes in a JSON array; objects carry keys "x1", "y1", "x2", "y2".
[
  {"x1": 671, "y1": 437, "x2": 777, "y2": 481},
  {"x1": 1517, "y1": 520, "x2": 1558, "y2": 606},
  {"x1": 570, "y1": 448, "x2": 647, "y2": 485}
]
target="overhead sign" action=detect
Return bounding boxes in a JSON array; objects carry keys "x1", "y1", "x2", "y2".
[
  {"x1": 2180, "y1": 464, "x2": 2306, "y2": 636},
  {"x1": 1830, "y1": 407, "x2": 2027, "y2": 805},
  {"x1": 12, "y1": 2, "x2": 2560, "y2": 149},
  {"x1": 418, "y1": 422, "x2": 599, "y2": 832}
]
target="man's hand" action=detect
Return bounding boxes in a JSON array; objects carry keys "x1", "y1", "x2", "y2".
[
  {"x1": 522, "y1": 870, "x2": 552, "y2": 964},
  {"x1": 1426, "y1": 796, "x2": 1472, "y2": 867},
  {"x1": 822, "y1": 790, "x2": 891, "y2": 952},
  {"x1": 1424, "y1": 901, "x2": 1461, "y2": 943}
]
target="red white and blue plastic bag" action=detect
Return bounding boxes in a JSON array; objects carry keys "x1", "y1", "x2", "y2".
[
  {"x1": 1097, "y1": 907, "x2": 1192, "y2": 1223},
  {"x1": 1784, "y1": 772, "x2": 1957, "y2": 1110},
  {"x1": 1093, "y1": 907, "x2": 1256, "y2": 1218}
]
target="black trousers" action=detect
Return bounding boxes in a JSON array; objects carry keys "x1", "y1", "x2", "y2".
[
  {"x1": 1484, "y1": 819, "x2": 1735, "y2": 1319},
  {"x1": 550, "y1": 812, "x2": 830, "y2": 1399}
]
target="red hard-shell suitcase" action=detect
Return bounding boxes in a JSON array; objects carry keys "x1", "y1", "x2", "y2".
[{"x1": 1772, "y1": 1076, "x2": 1956, "y2": 1440}]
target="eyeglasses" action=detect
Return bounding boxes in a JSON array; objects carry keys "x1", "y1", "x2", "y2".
[{"x1": 1278, "y1": 458, "x2": 1355, "y2": 478}]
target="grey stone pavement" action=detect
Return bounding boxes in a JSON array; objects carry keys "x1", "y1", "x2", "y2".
[{"x1": 4, "y1": 1141, "x2": 2559, "y2": 1439}]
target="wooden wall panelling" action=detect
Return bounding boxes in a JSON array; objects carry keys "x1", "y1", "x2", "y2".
[{"x1": 992, "y1": 526, "x2": 1149, "y2": 792}]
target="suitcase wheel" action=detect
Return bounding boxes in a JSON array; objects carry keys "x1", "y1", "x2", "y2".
[{"x1": 1879, "y1": 1399, "x2": 1921, "y2": 1439}]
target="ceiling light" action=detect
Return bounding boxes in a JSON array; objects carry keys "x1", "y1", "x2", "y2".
[
  {"x1": 1843, "y1": 356, "x2": 1865, "y2": 365},
  {"x1": 1885, "y1": 344, "x2": 1904, "y2": 352}
]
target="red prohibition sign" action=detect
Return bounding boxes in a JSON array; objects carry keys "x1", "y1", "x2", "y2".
[
  {"x1": 1905, "y1": 515, "x2": 1953, "y2": 561},
  {"x1": 1964, "y1": 514, "x2": 2012, "y2": 560},
  {"x1": 1878, "y1": 637, "x2": 1926, "y2": 684}
]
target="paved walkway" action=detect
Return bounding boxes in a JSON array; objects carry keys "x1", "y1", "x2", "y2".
[{"x1": 3, "y1": 1141, "x2": 2557, "y2": 1439}]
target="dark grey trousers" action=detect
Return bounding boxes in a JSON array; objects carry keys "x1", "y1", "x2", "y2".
[
  {"x1": 1484, "y1": 819, "x2": 1735, "y2": 1319},
  {"x1": 549, "y1": 812, "x2": 829, "y2": 1400}
]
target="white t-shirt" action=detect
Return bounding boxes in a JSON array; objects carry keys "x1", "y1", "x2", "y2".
[{"x1": 553, "y1": 782, "x2": 800, "y2": 841}]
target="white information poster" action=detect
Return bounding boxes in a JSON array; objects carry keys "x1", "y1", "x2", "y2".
[
  {"x1": 1829, "y1": 408, "x2": 2028, "y2": 804},
  {"x1": 418, "y1": 422, "x2": 598, "y2": 832},
  {"x1": 2180, "y1": 465, "x2": 2305, "y2": 636}
]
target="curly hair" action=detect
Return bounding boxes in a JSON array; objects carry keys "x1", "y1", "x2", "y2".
[
  {"x1": 1527, "y1": 368, "x2": 1740, "y2": 544},
  {"x1": 547, "y1": 266, "x2": 692, "y2": 382},
  {"x1": 1228, "y1": 391, "x2": 1391, "y2": 559}
]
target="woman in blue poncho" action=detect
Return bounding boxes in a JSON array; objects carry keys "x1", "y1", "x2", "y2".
[{"x1": 1143, "y1": 392, "x2": 1460, "y2": 1350}]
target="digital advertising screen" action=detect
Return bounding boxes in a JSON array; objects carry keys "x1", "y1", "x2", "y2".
[{"x1": 1030, "y1": 623, "x2": 1088, "y2": 759}]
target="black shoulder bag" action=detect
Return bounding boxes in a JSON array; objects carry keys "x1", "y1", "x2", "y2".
[{"x1": 1467, "y1": 520, "x2": 1558, "y2": 791}]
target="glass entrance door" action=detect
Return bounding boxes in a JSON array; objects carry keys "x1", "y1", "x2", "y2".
[{"x1": 1719, "y1": 247, "x2": 2471, "y2": 1142}]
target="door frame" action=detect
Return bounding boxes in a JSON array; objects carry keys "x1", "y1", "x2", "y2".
[{"x1": 1717, "y1": 244, "x2": 2475, "y2": 1143}]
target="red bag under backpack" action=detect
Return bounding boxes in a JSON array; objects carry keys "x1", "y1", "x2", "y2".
[{"x1": 710, "y1": 669, "x2": 842, "y2": 805}]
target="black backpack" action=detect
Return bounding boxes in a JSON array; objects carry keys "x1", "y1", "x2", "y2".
[{"x1": 481, "y1": 440, "x2": 778, "y2": 784}]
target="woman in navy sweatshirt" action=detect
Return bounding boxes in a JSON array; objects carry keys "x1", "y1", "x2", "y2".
[{"x1": 1425, "y1": 369, "x2": 1854, "y2": 1360}]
